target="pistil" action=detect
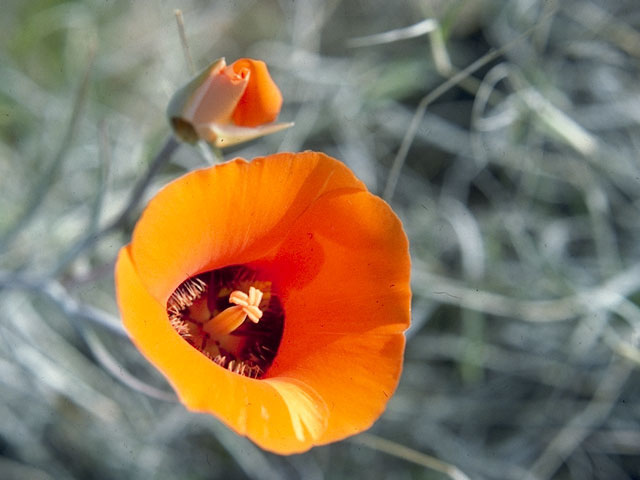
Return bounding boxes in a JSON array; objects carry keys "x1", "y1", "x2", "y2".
[{"x1": 203, "y1": 286, "x2": 264, "y2": 337}]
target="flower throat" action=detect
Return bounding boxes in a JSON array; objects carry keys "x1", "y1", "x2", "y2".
[{"x1": 166, "y1": 265, "x2": 284, "y2": 378}]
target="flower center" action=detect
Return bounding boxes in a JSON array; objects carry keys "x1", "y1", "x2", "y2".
[{"x1": 166, "y1": 265, "x2": 284, "y2": 379}]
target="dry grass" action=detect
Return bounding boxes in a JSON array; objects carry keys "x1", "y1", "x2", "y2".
[{"x1": 1, "y1": 0, "x2": 639, "y2": 478}]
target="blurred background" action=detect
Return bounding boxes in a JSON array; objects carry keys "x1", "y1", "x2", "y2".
[{"x1": 1, "y1": 0, "x2": 640, "y2": 478}]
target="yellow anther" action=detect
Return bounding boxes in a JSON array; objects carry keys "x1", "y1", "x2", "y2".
[{"x1": 202, "y1": 286, "x2": 264, "y2": 337}]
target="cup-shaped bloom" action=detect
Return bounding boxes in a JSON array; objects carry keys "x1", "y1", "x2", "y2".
[
  {"x1": 167, "y1": 57, "x2": 292, "y2": 147},
  {"x1": 115, "y1": 151, "x2": 411, "y2": 454}
]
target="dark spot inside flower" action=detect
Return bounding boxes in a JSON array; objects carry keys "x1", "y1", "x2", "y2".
[{"x1": 167, "y1": 265, "x2": 284, "y2": 378}]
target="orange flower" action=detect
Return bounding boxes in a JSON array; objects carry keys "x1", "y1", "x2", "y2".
[
  {"x1": 115, "y1": 151, "x2": 411, "y2": 454},
  {"x1": 167, "y1": 57, "x2": 293, "y2": 146}
]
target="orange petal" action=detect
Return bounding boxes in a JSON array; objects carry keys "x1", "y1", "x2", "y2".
[
  {"x1": 188, "y1": 60, "x2": 249, "y2": 128},
  {"x1": 315, "y1": 334, "x2": 406, "y2": 445},
  {"x1": 116, "y1": 246, "x2": 333, "y2": 454},
  {"x1": 265, "y1": 377, "x2": 329, "y2": 445},
  {"x1": 116, "y1": 247, "x2": 241, "y2": 421},
  {"x1": 129, "y1": 152, "x2": 366, "y2": 304},
  {"x1": 229, "y1": 59, "x2": 283, "y2": 127},
  {"x1": 260, "y1": 189, "x2": 410, "y2": 444},
  {"x1": 262, "y1": 189, "x2": 411, "y2": 337},
  {"x1": 276, "y1": 333, "x2": 405, "y2": 446}
]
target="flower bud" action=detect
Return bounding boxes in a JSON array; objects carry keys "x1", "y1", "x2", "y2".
[{"x1": 167, "y1": 58, "x2": 292, "y2": 147}]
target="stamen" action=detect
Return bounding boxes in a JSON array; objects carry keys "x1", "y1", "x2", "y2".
[
  {"x1": 167, "y1": 277, "x2": 207, "y2": 313},
  {"x1": 167, "y1": 277, "x2": 206, "y2": 337},
  {"x1": 210, "y1": 353, "x2": 262, "y2": 379},
  {"x1": 202, "y1": 286, "x2": 264, "y2": 337}
]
